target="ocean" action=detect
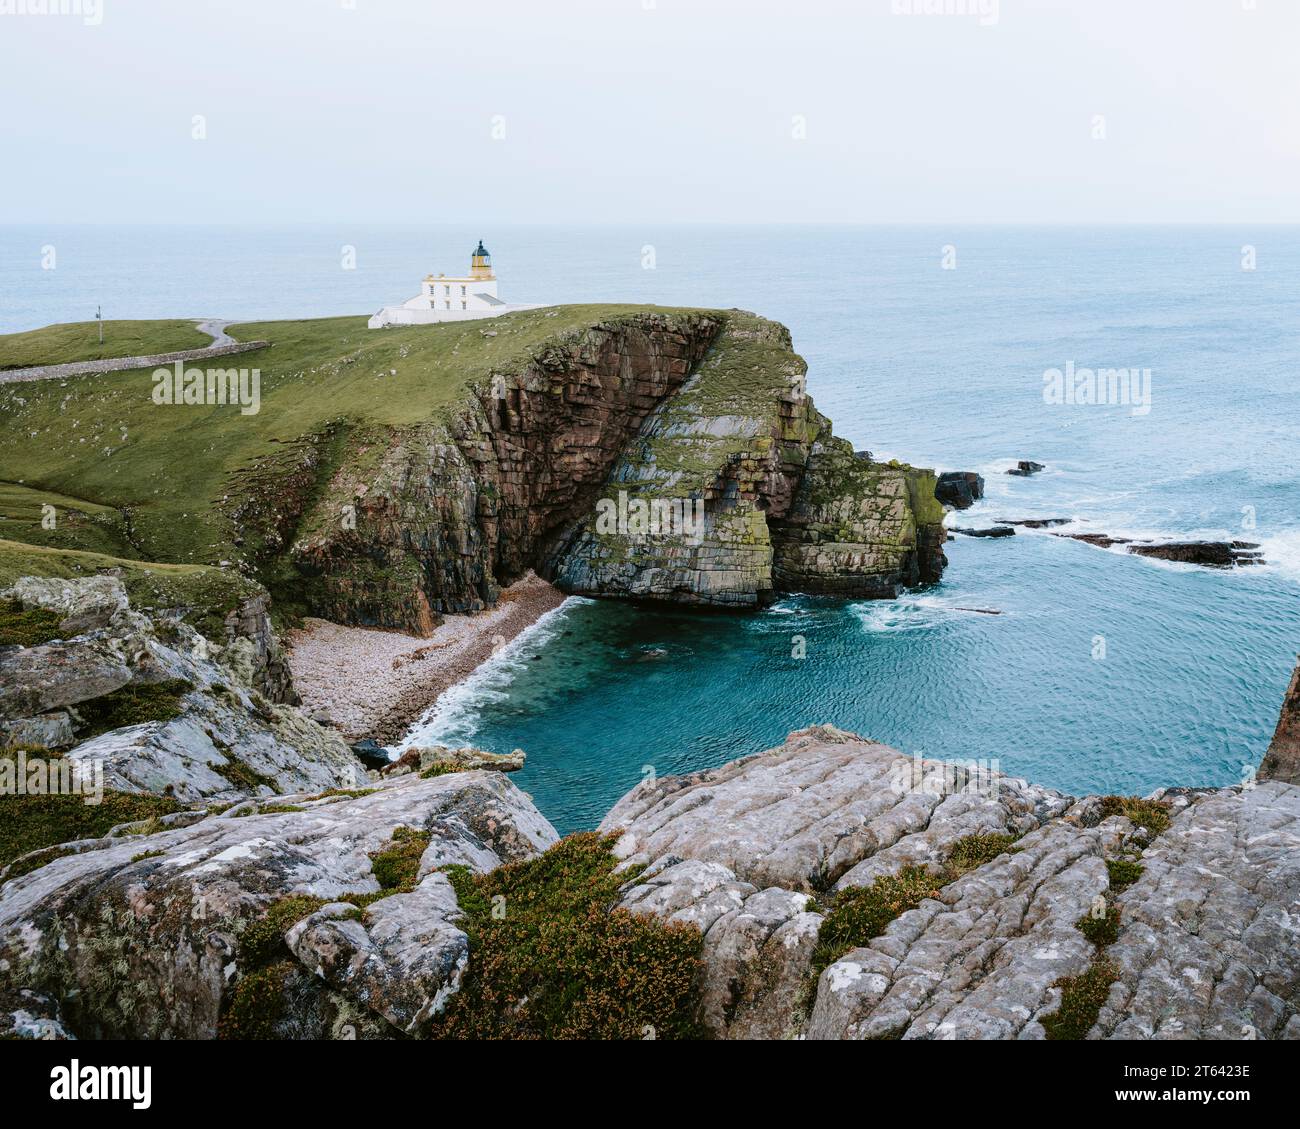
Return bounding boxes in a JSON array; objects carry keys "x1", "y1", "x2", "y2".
[{"x1": 4, "y1": 224, "x2": 1298, "y2": 834}]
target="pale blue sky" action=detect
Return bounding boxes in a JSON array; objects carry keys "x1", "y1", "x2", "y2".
[{"x1": 2, "y1": 0, "x2": 1297, "y2": 224}]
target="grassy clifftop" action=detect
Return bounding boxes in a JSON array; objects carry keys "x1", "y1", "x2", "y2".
[
  {"x1": 0, "y1": 539, "x2": 261, "y2": 639},
  {"x1": 0, "y1": 305, "x2": 947, "y2": 627},
  {"x1": 0, "y1": 320, "x2": 212, "y2": 370},
  {"x1": 0, "y1": 305, "x2": 715, "y2": 570}
]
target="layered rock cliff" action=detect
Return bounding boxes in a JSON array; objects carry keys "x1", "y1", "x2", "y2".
[{"x1": 232, "y1": 310, "x2": 946, "y2": 630}]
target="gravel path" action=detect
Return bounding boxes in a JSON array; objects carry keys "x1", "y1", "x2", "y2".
[
  {"x1": 195, "y1": 318, "x2": 235, "y2": 347},
  {"x1": 285, "y1": 572, "x2": 568, "y2": 745},
  {"x1": 0, "y1": 319, "x2": 266, "y2": 384}
]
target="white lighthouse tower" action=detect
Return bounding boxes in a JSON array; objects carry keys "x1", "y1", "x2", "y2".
[{"x1": 368, "y1": 241, "x2": 538, "y2": 328}]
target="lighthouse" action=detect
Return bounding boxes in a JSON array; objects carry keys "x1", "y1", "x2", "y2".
[{"x1": 368, "y1": 241, "x2": 538, "y2": 328}]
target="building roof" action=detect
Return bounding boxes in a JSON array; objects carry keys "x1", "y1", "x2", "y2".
[
  {"x1": 475, "y1": 292, "x2": 506, "y2": 306},
  {"x1": 474, "y1": 240, "x2": 490, "y2": 258}
]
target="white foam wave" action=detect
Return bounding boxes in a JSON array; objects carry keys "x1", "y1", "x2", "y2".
[
  {"x1": 851, "y1": 594, "x2": 996, "y2": 633},
  {"x1": 1256, "y1": 529, "x2": 1300, "y2": 583},
  {"x1": 395, "y1": 597, "x2": 588, "y2": 749}
]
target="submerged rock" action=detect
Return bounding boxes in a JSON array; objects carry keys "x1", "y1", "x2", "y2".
[
  {"x1": 953, "y1": 526, "x2": 1014, "y2": 538},
  {"x1": 1127, "y1": 540, "x2": 1264, "y2": 568}
]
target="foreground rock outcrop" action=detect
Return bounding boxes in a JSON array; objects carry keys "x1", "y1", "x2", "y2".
[
  {"x1": 0, "y1": 771, "x2": 558, "y2": 1038},
  {"x1": 0, "y1": 576, "x2": 359, "y2": 803},
  {"x1": 601, "y1": 725, "x2": 1300, "y2": 1041}
]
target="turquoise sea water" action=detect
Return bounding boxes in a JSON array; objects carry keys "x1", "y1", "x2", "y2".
[{"x1": 3, "y1": 225, "x2": 1298, "y2": 833}]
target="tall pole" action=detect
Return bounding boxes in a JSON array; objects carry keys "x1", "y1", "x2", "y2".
[{"x1": 97, "y1": 305, "x2": 103, "y2": 345}]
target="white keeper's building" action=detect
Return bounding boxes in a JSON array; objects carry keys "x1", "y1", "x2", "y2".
[{"x1": 368, "y1": 241, "x2": 539, "y2": 328}]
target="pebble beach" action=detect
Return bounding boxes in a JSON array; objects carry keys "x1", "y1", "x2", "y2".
[{"x1": 285, "y1": 571, "x2": 567, "y2": 746}]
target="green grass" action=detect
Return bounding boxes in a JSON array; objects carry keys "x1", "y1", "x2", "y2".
[
  {"x1": 0, "y1": 483, "x2": 135, "y2": 558},
  {"x1": 368, "y1": 825, "x2": 431, "y2": 890},
  {"x1": 0, "y1": 305, "x2": 718, "y2": 572},
  {"x1": 0, "y1": 790, "x2": 181, "y2": 878},
  {"x1": 0, "y1": 540, "x2": 262, "y2": 640},
  {"x1": 0, "y1": 320, "x2": 213, "y2": 370},
  {"x1": 1105, "y1": 858, "x2": 1145, "y2": 889}
]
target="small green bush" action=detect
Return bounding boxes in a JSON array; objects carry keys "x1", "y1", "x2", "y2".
[
  {"x1": 0, "y1": 600, "x2": 63, "y2": 647},
  {"x1": 1096, "y1": 796, "x2": 1172, "y2": 837},
  {"x1": 369, "y1": 825, "x2": 431, "y2": 891},
  {"x1": 218, "y1": 961, "x2": 293, "y2": 1040},
  {"x1": 429, "y1": 832, "x2": 704, "y2": 1040},
  {"x1": 1077, "y1": 904, "x2": 1121, "y2": 947},
  {"x1": 77, "y1": 679, "x2": 191, "y2": 738},
  {"x1": 1106, "y1": 858, "x2": 1144, "y2": 888},
  {"x1": 809, "y1": 831, "x2": 1020, "y2": 988},
  {"x1": 237, "y1": 895, "x2": 326, "y2": 968},
  {"x1": 1042, "y1": 960, "x2": 1118, "y2": 1040},
  {"x1": 810, "y1": 866, "x2": 941, "y2": 986},
  {"x1": 944, "y1": 832, "x2": 1019, "y2": 878}
]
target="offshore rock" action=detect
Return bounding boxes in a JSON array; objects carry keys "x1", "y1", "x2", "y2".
[
  {"x1": 1127, "y1": 540, "x2": 1264, "y2": 568},
  {"x1": 1006, "y1": 460, "x2": 1045, "y2": 477},
  {"x1": 935, "y1": 471, "x2": 984, "y2": 510}
]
